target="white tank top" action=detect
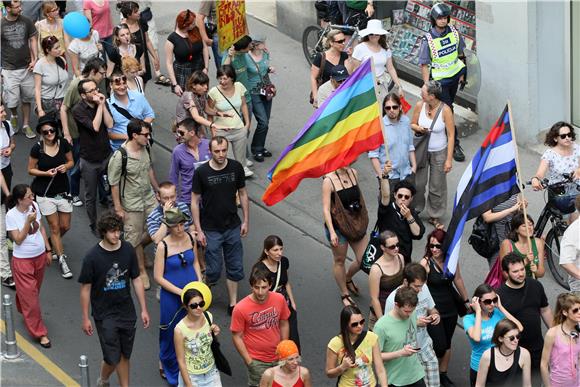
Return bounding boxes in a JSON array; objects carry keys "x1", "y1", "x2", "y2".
[{"x1": 418, "y1": 103, "x2": 447, "y2": 152}]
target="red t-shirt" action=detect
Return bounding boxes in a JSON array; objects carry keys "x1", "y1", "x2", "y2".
[{"x1": 230, "y1": 292, "x2": 290, "y2": 362}]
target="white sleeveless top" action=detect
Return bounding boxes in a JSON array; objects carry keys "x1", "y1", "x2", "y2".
[{"x1": 418, "y1": 103, "x2": 447, "y2": 152}]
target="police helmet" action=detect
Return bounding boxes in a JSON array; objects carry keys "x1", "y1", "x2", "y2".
[{"x1": 431, "y1": 3, "x2": 451, "y2": 21}]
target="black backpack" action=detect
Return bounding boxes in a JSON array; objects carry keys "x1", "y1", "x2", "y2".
[{"x1": 468, "y1": 215, "x2": 499, "y2": 258}]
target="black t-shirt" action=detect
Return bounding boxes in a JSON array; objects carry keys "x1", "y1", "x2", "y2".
[
  {"x1": 497, "y1": 279, "x2": 549, "y2": 365},
  {"x1": 72, "y1": 100, "x2": 112, "y2": 162},
  {"x1": 167, "y1": 32, "x2": 204, "y2": 67},
  {"x1": 191, "y1": 159, "x2": 245, "y2": 231},
  {"x1": 377, "y1": 202, "x2": 425, "y2": 261},
  {"x1": 78, "y1": 241, "x2": 140, "y2": 321},
  {"x1": 313, "y1": 51, "x2": 349, "y2": 84},
  {"x1": 30, "y1": 139, "x2": 72, "y2": 197},
  {"x1": 255, "y1": 256, "x2": 290, "y2": 291}
]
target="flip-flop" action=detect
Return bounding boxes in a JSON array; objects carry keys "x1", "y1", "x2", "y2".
[
  {"x1": 428, "y1": 218, "x2": 445, "y2": 229},
  {"x1": 341, "y1": 294, "x2": 357, "y2": 308},
  {"x1": 154, "y1": 74, "x2": 171, "y2": 86},
  {"x1": 39, "y1": 336, "x2": 51, "y2": 348},
  {"x1": 346, "y1": 279, "x2": 360, "y2": 296}
]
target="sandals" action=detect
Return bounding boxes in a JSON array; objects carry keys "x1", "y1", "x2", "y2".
[
  {"x1": 39, "y1": 336, "x2": 51, "y2": 348},
  {"x1": 346, "y1": 279, "x2": 360, "y2": 296},
  {"x1": 154, "y1": 74, "x2": 171, "y2": 86},
  {"x1": 341, "y1": 294, "x2": 357, "y2": 307},
  {"x1": 159, "y1": 368, "x2": 166, "y2": 380},
  {"x1": 428, "y1": 218, "x2": 445, "y2": 230}
]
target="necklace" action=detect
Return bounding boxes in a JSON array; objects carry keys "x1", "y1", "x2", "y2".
[
  {"x1": 427, "y1": 101, "x2": 442, "y2": 116},
  {"x1": 498, "y1": 347, "x2": 515, "y2": 359}
]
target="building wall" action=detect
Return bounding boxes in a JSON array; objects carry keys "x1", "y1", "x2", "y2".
[{"x1": 477, "y1": 1, "x2": 568, "y2": 143}]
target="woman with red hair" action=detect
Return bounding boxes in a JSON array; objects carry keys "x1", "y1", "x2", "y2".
[
  {"x1": 420, "y1": 229, "x2": 470, "y2": 387},
  {"x1": 165, "y1": 9, "x2": 209, "y2": 96}
]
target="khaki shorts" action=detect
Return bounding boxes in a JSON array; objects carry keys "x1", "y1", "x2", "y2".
[
  {"x1": 246, "y1": 359, "x2": 277, "y2": 387},
  {"x1": 1, "y1": 68, "x2": 35, "y2": 108},
  {"x1": 123, "y1": 203, "x2": 156, "y2": 247},
  {"x1": 37, "y1": 195, "x2": 73, "y2": 215}
]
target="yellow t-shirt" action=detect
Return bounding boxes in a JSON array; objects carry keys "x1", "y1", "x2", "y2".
[
  {"x1": 327, "y1": 331, "x2": 378, "y2": 387},
  {"x1": 175, "y1": 313, "x2": 215, "y2": 375},
  {"x1": 208, "y1": 82, "x2": 247, "y2": 129}
]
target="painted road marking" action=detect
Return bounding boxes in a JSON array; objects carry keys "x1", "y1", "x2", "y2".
[{"x1": 1, "y1": 320, "x2": 79, "y2": 387}]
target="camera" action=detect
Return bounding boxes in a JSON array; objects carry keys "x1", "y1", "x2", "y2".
[{"x1": 348, "y1": 201, "x2": 361, "y2": 212}]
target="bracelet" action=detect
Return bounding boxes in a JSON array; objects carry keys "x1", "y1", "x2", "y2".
[{"x1": 407, "y1": 218, "x2": 416, "y2": 225}]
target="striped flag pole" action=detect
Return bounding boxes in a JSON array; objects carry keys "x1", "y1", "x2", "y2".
[{"x1": 507, "y1": 101, "x2": 536, "y2": 279}]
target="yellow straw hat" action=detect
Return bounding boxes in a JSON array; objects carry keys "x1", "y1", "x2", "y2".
[{"x1": 181, "y1": 281, "x2": 212, "y2": 311}]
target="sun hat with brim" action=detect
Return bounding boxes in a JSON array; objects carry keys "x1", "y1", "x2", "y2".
[
  {"x1": 359, "y1": 19, "x2": 389, "y2": 38},
  {"x1": 161, "y1": 207, "x2": 191, "y2": 227},
  {"x1": 181, "y1": 281, "x2": 212, "y2": 311}
]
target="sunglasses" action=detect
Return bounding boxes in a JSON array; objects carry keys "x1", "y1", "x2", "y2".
[
  {"x1": 396, "y1": 193, "x2": 411, "y2": 200},
  {"x1": 559, "y1": 132, "x2": 575, "y2": 140},
  {"x1": 385, "y1": 105, "x2": 400, "y2": 111},
  {"x1": 350, "y1": 319, "x2": 365, "y2": 328},
  {"x1": 111, "y1": 76, "x2": 127, "y2": 85},
  {"x1": 334, "y1": 39, "x2": 346, "y2": 44},
  {"x1": 505, "y1": 333, "x2": 521, "y2": 342},
  {"x1": 429, "y1": 243, "x2": 442, "y2": 249},
  {"x1": 481, "y1": 297, "x2": 499, "y2": 305},
  {"x1": 178, "y1": 252, "x2": 187, "y2": 267},
  {"x1": 138, "y1": 132, "x2": 151, "y2": 138},
  {"x1": 571, "y1": 307, "x2": 580, "y2": 314},
  {"x1": 386, "y1": 243, "x2": 400, "y2": 250},
  {"x1": 42, "y1": 128, "x2": 56, "y2": 135},
  {"x1": 188, "y1": 300, "x2": 206, "y2": 310}
]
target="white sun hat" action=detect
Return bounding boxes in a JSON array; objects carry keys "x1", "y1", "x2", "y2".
[{"x1": 359, "y1": 19, "x2": 389, "y2": 38}]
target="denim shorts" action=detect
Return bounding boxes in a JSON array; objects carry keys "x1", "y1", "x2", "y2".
[
  {"x1": 324, "y1": 225, "x2": 348, "y2": 245},
  {"x1": 178, "y1": 365, "x2": 222, "y2": 387}
]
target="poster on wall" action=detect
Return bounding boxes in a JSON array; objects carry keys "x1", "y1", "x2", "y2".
[{"x1": 217, "y1": 0, "x2": 249, "y2": 52}]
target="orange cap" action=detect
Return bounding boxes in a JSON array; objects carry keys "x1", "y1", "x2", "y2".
[{"x1": 276, "y1": 340, "x2": 299, "y2": 360}]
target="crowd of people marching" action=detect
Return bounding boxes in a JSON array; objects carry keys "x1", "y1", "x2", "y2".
[{"x1": 1, "y1": 1, "x2": 580, "y2": 387}]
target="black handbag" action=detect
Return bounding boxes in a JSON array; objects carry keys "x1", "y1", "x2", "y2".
[
  {"x1": 203, "y1": 312, "x2": 232, "y2": 376},
  {"x1": 361, "y1": 221, "x2": 381, "y2": 274},
  {"x1": 468, "y1": 215, "x2": 499, "y2": 258}
]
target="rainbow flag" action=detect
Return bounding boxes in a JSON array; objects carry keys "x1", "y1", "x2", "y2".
[{"x1": 262, "y1": 59, "x2": 384, "y2": 206}]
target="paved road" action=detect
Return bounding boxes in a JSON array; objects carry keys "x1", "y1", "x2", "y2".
[{"x1": 2, "y1": 3, "x2": 564, "y2": 386}]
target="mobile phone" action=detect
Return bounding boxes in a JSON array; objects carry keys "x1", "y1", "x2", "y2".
[{"x1": 412, "y1": 347, "x2": 421, "y2": 351}]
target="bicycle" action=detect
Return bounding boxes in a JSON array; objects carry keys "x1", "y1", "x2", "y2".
[
  {"x1": 302, "y1": 13, "x2": 367, "y2": 66},
  {"x1": 527, "y1": 173, "x2": 580, "y2": 289}
]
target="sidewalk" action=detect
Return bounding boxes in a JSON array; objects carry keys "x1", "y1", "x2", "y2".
[{"x1": 1, "y1": 329, "x2": 79, "y2": 387}]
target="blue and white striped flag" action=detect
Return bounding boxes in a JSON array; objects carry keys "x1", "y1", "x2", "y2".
[{"x1": 443, "y1": 105, "x2": 520, "y2": 276}]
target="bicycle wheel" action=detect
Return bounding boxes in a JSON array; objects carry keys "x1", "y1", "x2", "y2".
[
  {"x1": 545, "y1": 227, "x2": 570, "y2": 290},
  {"x1": 302, "y1": 25, "x2": 324, "y2": 66}
]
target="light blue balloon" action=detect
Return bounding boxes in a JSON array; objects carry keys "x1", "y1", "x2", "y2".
[{"x1": 63, "y1": 12, "x2": 90, "y2": 39}]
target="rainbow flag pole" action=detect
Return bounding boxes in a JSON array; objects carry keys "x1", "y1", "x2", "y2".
[{"x1": 262, "y1": 58, "x2": 384, "y2": 206}]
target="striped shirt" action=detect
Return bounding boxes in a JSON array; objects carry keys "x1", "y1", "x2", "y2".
[{"x1": 146, "y1": 202, "x2": 193, "y2": 239}]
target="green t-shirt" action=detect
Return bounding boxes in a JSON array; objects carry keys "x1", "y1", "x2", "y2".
[{"x1": 373, "y1": 311, "x2": 425, "y2": 386}]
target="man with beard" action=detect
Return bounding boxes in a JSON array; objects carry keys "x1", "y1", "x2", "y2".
[
  {"x1": 230, "y1": 267, "x2": 290, "y2": 387},
  {"x1": 497, "y1": 253, "x2": 553, "y2": 371}
]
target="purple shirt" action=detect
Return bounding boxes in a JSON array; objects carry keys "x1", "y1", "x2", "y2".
[{"x1": 169, "y1": 139, "x2": 211, "y2": 204}]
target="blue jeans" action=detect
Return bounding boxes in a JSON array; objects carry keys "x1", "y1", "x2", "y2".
[
  {"x1": 250, "y1": 94, "x2": 272, "y2": 154},
  {"x1": 205, "y1": 226, "x2": 244, "y2": 284},
  {"x1": 211, "y1": 34, "x2": 223, "y2": 69},
  {"x1": 68, "y1": 138, "x2": 81, "y2": 196}
]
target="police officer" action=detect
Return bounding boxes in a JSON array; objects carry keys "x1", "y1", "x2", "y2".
[{"x1": 419, "y1": 3, "x2": 466, "y2": 162}]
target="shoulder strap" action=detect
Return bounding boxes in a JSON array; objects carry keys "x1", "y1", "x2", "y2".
[
  {"x1": 115, "y1": 147, "x2": 128, "y2": 198},
  {"x1": 202, "y1": 311, "x2": 216, "y2": 337},
  {"x1": 373, "y1": 262, "x2": 385, "y2": 275},
  {"x1": 111, "y1": 102, "x2": 135, "y2": 121},
  {"x1": 273, "y1": 261, "x2": 282, "y2": 290},
  {"x1": 187, "y1": 231, "x2": 195, "y2": 250},
  {"x1": 319, "y1": 52, "x2": 326, "y2": 80},
  {"x1": 429, "y1": 103, "x2": 444, "y2": 133},
  {"x1": 352, "y1": 330, "x2": 367, "y2": 350},
  {"x1": 247, "y1": 54, "x2": 266, "y2": 84},
  {"x1": 161, "y1": 240, "x2": 168, "y2": 260},
  {"x1": 215, "y1": 87, "x2": 243, "y2": 121},
  {"x1": 2, "y1": 121, "x2": 11, "y2": 138},
  {"x1": 334, "y1": 171, "x2": 346, "y2": 190}
]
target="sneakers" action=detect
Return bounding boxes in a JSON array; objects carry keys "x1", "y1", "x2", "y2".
[
  {"x1": 23, "y1": 125, "x2": 36, "y2": 139},
  {"x1": 51, "y1": 252, "x2": 58, "y2": 261},
  {"x1": 9, "y1": 115, "x2": 19, "y2": 133},
  {"x1": 59, "y1": 255, "x2": 73, "y2": 279},
  {"x1": 243, "y1": 166, "x2": 254, "y2": 178},
  {"x1": 96, "y1": 378, "x2": 110, "y2": 387},
  {"x1": 1, "y1": 276, "x2": 15, "y2": 289},
  {"x1": 245, "y1": 159, "x2": 254, "y2": 167},
  {"x1": 71, "y1": 196, "x2": 83, "y2": 207},
  {"x1": 453, "y1": 143, "x2": 465, "y2": 162}
]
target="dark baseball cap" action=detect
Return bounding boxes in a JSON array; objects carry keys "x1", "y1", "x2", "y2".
[{"x1": 330, "y1": 65, "x2": 349, "y2": 82}]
